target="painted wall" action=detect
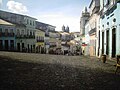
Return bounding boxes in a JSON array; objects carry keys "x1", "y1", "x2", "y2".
[
  {"x1": 100, "y1": 2, "x2": 120, "y2": 58},
  {"x1": 0, "y1": 25, "x2": 16, "y2": 50}
]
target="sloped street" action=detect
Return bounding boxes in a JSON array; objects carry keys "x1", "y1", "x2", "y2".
[{"x1": 0, "y1": 51, "x2": 120, "y2": 90}]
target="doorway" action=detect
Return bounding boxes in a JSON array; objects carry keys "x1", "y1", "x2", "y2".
[
  {"x1": 98, "y1": 30, "x2": 100, "y2": 56},
  {"x1": 10, "y1": 40, "x2": 14, "y2": 51},
  {"x1": 17, "y1": 43, "x2": 20, "y2": 51},
  {"x1": 28, "y1": 44, "x2": 29, "y2": 52},
  {"x1": 0, "y1": 40, "x2": 3, "y2": 50},
  {"x1": 5, "y1": 40, "x2": 8, "y2": 50},
  {"x1": 22, "y1": 43, "x2": 24, "y2": 52},
  {"x1": 102, "y1": 32, "x2": 104, "y2": 54},
  {"x1": 31, "y1": 45, "x2": 32, "y2": 53},
  {"x1": 112, "y1": 28, "x2": 116, "y2": 57},
  {"x1": 106, "y1": 30, "x2": 109, "y2": 55}
]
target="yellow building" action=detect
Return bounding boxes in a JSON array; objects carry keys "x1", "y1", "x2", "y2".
[{"x1": 35, "y1": 29, "x2": 45, "y2": 53}]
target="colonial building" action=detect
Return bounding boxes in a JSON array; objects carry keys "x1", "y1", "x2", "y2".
[
  {"x1": 49, "y1": 31, "x2": 61, "y2": 54},
  {"x1": 0, "y1": 10, "x2": 37, "y2": 52},
  {"x1": 35, "y1": 29, "x2": 45, "y2": 53},
  {"x1": 36, "y1": 21, "x2": 56, "y2": 54},
  {"x1": 60, "y1": 31, "x2": 71, "y2": 55},
  {"x1": 85, "y1": 22, "x2": 90, "y2": 56},
  {"x1": 69, "y1": 32, "x2": 82, "y2": 55},
  {"x1": 0, "y1": 19, "x2": 15, "y2": 51},
  {"x1": 88, "y1": 0, "x2": 100, "y2": 56},
  {"x1": 16, "y1": 16, "x2": 36, "y2": 52},
  {"x1": 99, "y1": 0, "x2": 120, "y2": 58}
]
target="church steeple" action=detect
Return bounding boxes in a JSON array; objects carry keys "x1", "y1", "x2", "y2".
[
  {"x1": 62, "y1": 25, "x2": 65, "y2": 32},
  {"x1": 66, "y1": 26, "x2": 69, "y2": 33}
]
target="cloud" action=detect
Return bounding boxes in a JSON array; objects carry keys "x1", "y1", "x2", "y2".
[
  {"x1": 35, "y1": 12, "x2": 80, "y2": 32},
  {"x1": 33, "y1": 5, "x2": 81, "y2": 32},
  {"x1": 7, "y1": 0, "x2": 28, "y2": 14}
]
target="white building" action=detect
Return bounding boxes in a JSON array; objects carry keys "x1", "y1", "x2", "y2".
[{"x1": 0, "y1": 10, "x2": 37, "y2": 52}]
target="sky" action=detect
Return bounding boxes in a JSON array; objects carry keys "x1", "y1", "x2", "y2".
[{"x1": 0, "y1": 0, "x2": 91, "y2": 32}]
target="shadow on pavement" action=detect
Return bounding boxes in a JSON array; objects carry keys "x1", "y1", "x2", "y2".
[{"x1": 0, "y1": 56, "x2": 120, "y2": 90}]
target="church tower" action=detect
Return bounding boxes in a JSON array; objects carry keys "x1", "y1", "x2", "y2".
[{"x1": 62, "y1": 25, "x2": 65, "y2": 32}]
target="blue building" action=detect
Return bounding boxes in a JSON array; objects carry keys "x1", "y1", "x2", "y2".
[
  {"x1": 100, "y1": 0, "x2": 120, "y2": 58},
  {"x1": 0, "y1": 19, "x2": 16, "y2": 51}
]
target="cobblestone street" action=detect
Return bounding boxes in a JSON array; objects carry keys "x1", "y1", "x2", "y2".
[{"x1": 0, "y1": 51, "x2": 120, "y2": 90}]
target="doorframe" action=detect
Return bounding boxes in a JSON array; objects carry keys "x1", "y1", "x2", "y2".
[{"x1": 112, "y1": 28, "x2": 116, "y2": 57}]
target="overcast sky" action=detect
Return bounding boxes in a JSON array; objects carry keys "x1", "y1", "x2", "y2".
[{"x1": 0, "y1": 0, "x2": 91, "y2": 32}]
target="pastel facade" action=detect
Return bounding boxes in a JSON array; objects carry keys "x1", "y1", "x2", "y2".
[
  {"x1": 35, "y1": 29, "x2": 45, "y2": 53},
  {"x1": 0, "y1": 10, "x2": 36, "y2": 52},
  {"x1": 85, "y1": 22, "x2": 90, "y2": 56},
  {"x1": 99, "y1": 0, "x2": 120, "y2": 58},
  {"x1": 84, "y1": 0, "x2": 100, "y2": 56},
  {"x1": 14, "y1": 16, "x2": 36, "y2": 52},
  {"x1": 0, "y1": 19, "x2": 15, "y2": 51}
]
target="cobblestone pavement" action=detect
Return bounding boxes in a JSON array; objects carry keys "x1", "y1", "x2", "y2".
[{"x1": 0, "y1": 51, "x2": 120, "y2": 90}]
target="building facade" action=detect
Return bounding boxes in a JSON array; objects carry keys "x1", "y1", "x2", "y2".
[
  {"x1": 99, "y1": 0, "x2": 120, "y2": 58},
  {"x1": 0, "y1": 10, "x2": 36, "y2": 52},
  {"x1": 35, "y1": 29, "x2": 45, "y2": 53},
  {"x1": 85, "y1": 22, "x2": 90, "y2": 56},
  {"x1": 0, "y1": 19, "x2": 15, "y2": 51},
  {"x1": 88, "y1": 0, "x2": 100, "y2": 56}
]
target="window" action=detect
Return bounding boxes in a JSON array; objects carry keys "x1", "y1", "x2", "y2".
[
  {"x1": 30, "y1": 31, "x2": 32, "y2": 36},
  {"x1": 27, "y1": 19, "x2": 29, "y2": 24},
  {"x1": 37, "y1": 36, "x2": 38, "y2": 42},
  {"x1": 5, "y1": 29, "x2": 8, "y2": 36},
  {"x1": 33, "y1": 21, "x2": 34, "y2": 26},
  {"x1": 0, "y1": 28, "x2": 2, "y2": 36},
  {"x1": 27, "y1": 30, "x2": 29, "y2": 35},
  {"x1": 10, "y1": 29, "x2": 13, "y2": 33},
  {"x1": 10, "y1": 40, "x2": 14, "y2": 50},
  {"x1": 33, "y1": 31, "x2": 35, "y2": 36},
  {"x1": 0, "y1": 28, "x2": 2, "y2": 33},
  {"x1": 10, "y1": 29, "x2": 14, "y2": 36},
  {"x1": 21, "y1": 30, "x2": 24, "y2": 35},
  {"x1": 0, "y1": 40, "x2": 3, "y2": 50},
  {"x1": 30, "y1": 20, "x2": 32, "y2": 25},
  {"x1": 107, "y1": 0, "x2": 110, "y2": 5},
  {"x1": 17, "y1": 29, "x2": 20, "y2": 36}
]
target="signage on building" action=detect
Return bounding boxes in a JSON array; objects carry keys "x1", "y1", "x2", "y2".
[{"x1": 82, "y1": 44, "x2": 87, "y2": 46}]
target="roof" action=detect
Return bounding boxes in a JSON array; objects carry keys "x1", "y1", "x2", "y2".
[
  {"x1": 60, "y1": 32, "x2": 70, "y2": 35},
  {"x1": 0, "y1": 10, "x2": 37, "y2": 20},
  {"x1": 0, "y1": 19, "x2": 14, "y2": 26},
  {"x1": 36, "y1": 21, "x2": 56, "y2": 29}
]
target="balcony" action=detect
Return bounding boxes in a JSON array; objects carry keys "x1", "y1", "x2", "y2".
[
  {"x1": 0, "y1": 33, "x2": 15, "y2": 37},
  {"x1": 37, "y1": 39, "x2": 44, "y2": 42},
  {"x1": 16, "y1": 35, "x2": 35, "y2": 39}
]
